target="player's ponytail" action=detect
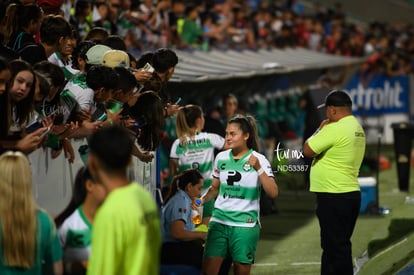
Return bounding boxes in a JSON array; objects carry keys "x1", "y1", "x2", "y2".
[{"x1": 176, "y1": 105, "x2": 203, "y2": 146}]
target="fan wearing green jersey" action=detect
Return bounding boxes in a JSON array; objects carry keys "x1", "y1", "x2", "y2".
[
  {"x1": 170, "y1": 104, "x2": 225, "y2": 225},
  {"x1": 198, "y1": 115, "x2": 278, "y2": 275}
]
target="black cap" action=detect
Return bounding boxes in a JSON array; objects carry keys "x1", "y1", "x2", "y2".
[{"x1": 317, "y1": 90, "x2": 352, "y2": 109}]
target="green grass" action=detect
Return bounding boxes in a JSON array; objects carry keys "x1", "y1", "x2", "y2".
[
  {"x1": 367, "y1": 219, "x2": 414, "y2": 257},
  {"x1": 247, "y1": 144, "x2": 414, "y2": 274}
]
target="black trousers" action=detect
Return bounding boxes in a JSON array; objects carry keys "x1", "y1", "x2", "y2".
[
  {"x1": 161, "y1": 241, "x2": 204, "y2": 268},
  {"x1": 315, "y1": 191, "x2": 361, "y2": 275}
]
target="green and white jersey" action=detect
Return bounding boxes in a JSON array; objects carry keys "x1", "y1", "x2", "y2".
[
  {"x1": 48, "y1": 52, "x2": 78, "y2": 80},
  {"x1": 58, "y1": 206, "x2": 92, "y2": 262},
  {"x1": 62, "y1": 73, "x2": 93, "y2": 111},
  {"x1": 60, "y1": 73, "x2": 103, "y2": 122},
  {"x1": 211, "y1": 149, "x2": 274, "y2": 227},
  {"x1": 170, "y1": 132, "x2": 224, "y2": 190},
  {"x1": 117, "y1": 11, "x2": 133, "y2": 39}
]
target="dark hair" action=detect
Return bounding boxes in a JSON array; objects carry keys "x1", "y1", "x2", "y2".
[
  {"x1": 129, "y1": 91, "x2": 164, "y2": 151},
  {"x1": 2, "y1": 4, "x2": 43, "y2": 46},
  {"x1": 71, "y1": 40, "x2": 96, "y2": 70},
  {"x1": 184, "y1": 5, "x2": 198, "y2": 16},
  {"x1": 55, "y1": 166, "x2": 92, "y2": 228},
  {"x1": 136, "y1": 51, "x2": 154, "y2": 69},
  {"x1": 0, "y1": 57, "x2": 10, "y2": 138},
  {"x1": 86, "y1": 65, "x2": 119, "y2": 91},
  {"x1": 113, "y1": 66, "x2": 137, "y2": 94},
  {"x1": 40, "y1": 15, "x2": 73, "y2": 46},
  {"x1": 9, "y1": 59, "x2": 36, "y2": 124},
  {"x1": 228, "y1": 115, "x2": 260, "y2": 151},
  {"x1": 88, "y1": 125, "x2": 133, "y2": 172},
  {"x1": 127, "y1": 52, "x2": 136, "y2": 68},
  {"x1": 14, "y1": 4, "x2": 43, "y2": 33},
  {"x1": 151, "y1": 48, "x2": 178, "y2": 73},
  {"x1": 222, "y1": 93, "x2": 238, "y2": 107},
  {"x1": 33, "y1": 61, "x2": 65, "y2": 89},
  {"x1": 74, "y1": 0, "x2": 91, "y2": 16},
  {"x1": 33, "y1": 61, "x2": 66, "y2": 123},
  {"x1": 103, "y1": 35, "x2": 127, "y2": 51},
  {"x1": 164, "y1": 168, "x2": 203, "y2": 205},
  {"x1": 141, "y1": 74, "x2": 163, "y2": 94},
  {"x1": 0, "y1": 57, "x2": 10, "y2": 75},
  {"x1": 34, "y1": 72, "x2": 50, "y2": 101},
  {"x1": 84, "y1": 27, "x2": 109, "y2": 44}
]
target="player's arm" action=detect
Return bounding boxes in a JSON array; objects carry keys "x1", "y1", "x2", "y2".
[
  {"x1": 303, "y1": 141, "x2": 317, "y2": 158},
  {"x1": 200, "y1": 177, "x2": 220, "y2": 204},
  {"x1": 249, "y1": 154, "x2": 278, "y2": 199},
  {"x1": 304, "y1": 119, "x2": 330, "y2": 157},
  {"x1": 169, "y1": 158, "x2": 179, "y2": 177},
  {"x1": 171, "y1": 220, "x2": 206, "y2": 241}
]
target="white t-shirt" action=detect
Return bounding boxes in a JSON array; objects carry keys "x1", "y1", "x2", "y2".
[{"x1": 58, "y1": 206, "x2": 92, "y2": 262}]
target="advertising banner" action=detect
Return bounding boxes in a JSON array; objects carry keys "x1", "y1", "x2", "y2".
[{"x1": 345, "y1": 73, "x2": 410, "y2": 115}]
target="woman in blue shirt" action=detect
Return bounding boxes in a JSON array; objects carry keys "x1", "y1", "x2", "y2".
[{"x1": 161, "y1": 168, "x2": 206, "y2": 269}]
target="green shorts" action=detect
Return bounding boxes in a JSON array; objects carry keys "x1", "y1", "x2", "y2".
[{"x1": 204, "y1": 222, "x2": 260, "y2": 264}]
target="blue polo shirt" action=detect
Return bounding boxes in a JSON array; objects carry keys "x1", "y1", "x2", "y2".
[{"x1": 161, "y1": 189, "x2": 194, "y2": 243}]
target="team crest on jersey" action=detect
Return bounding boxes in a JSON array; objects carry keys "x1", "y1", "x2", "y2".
[
  {"x1": 243, "y1": 162, "x2": 251, "y2": 171},
  {"x1": 192, "y1": 162, "x2": 200, "y2": 169}
]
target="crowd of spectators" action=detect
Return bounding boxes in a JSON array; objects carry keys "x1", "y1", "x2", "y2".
[
  {"x1": 1, "y1": 0, "x2": 413, "y2": 168},
  {"x1": 2, "y1": 0, "x2": 414, "y2": 75}
]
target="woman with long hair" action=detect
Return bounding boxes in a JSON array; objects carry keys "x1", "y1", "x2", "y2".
[
  {"x1": 0, "y1": 59, "x2": 48, "y2": 155},
  {"x1": 0, "y1": 151, "x2": 62, "y2": 273},
  {"x1": 161, "y1": 168, "x2": 206, "y2": 269},
  {"x1": 33, "y1": 61, "x2": 66, "y2": 122},
  {"x1": 129, "y1": 90, "x2": 164, "y2": 151},
  {"x1": 55, "y1": 166, "x2": 106, "y2": 274},
  {"x1": 7, "y1": 59, "x2": 36, "y2": 136},
  {"x1": 169, "y1": 104, "x2": 225, "y2": 224},
  {"x1": 3, "y1": 4, "x2": 43, "y2": 50},
  {"x1": 199, "y1": 115, "x2": 278, "y2": 275}
]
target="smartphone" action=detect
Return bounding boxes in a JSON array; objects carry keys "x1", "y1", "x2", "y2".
[
  {"x1": 133, "y1": 119, "x2": 146, "y2": 128},
  {"x1": 39, "y1": 126, "x2": 51, "y2": 139},
  {"x1": 26, "y1": 121, "x2": 43, "y2": 133},
  {"x1": 174, "y1": 97, "x2": 182, "y2": 104},
  {"x1": 106, "y1": 99, "x2": 123, "y2": 114},
  {"x1": 143, "y1": 62, "x2": 154, "y2": 73},
  {"x1": 127, "y1": 117, "x2": 146, "y2": 137}
]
